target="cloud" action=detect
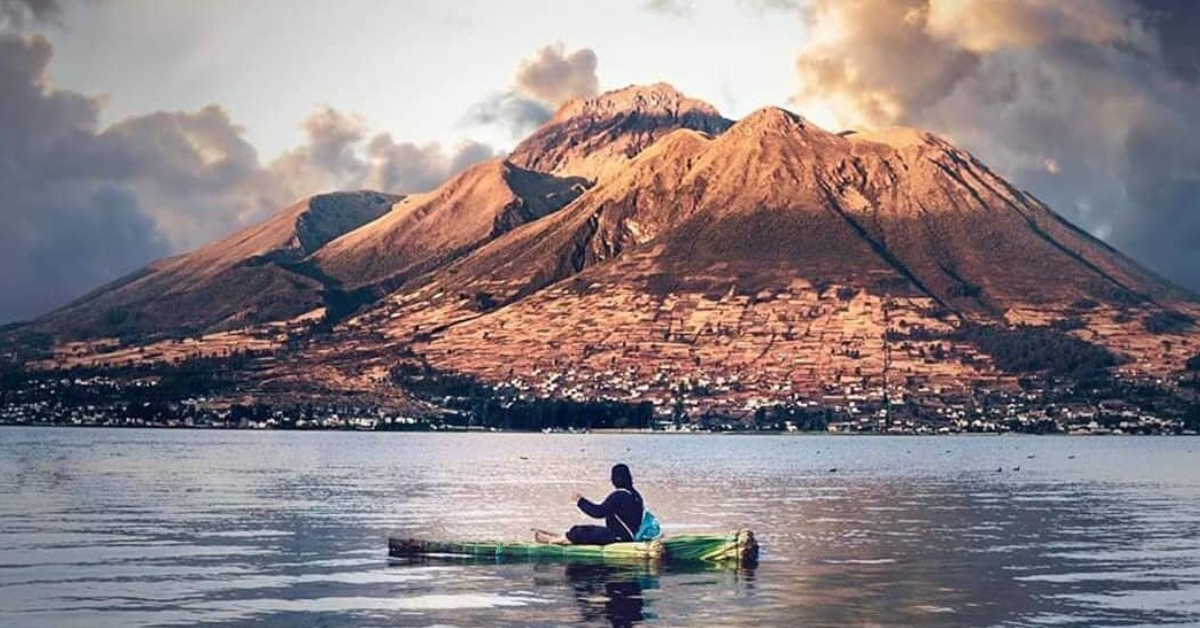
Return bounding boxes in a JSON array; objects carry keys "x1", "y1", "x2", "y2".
[
  {"x1": 462, "y1": 42, "x2": 599, "y2": 140},
  {"x1": 266, "y1": 107, "x2": 367, "y2": 202},
  {"x1": 1, "y1": 186, "x2": 170, "y2": 325},
  {"x1": 0, "y1": 34, "x2": 170, "y2": 321},
  {"x1": 44, "y1": 104, "x2": 282, "y2": 248},
  {"x1": 514, "y1": 42, "x2": 599, "y2": 107},
  {"x1": 296, "y1": 106, "x2": 369, "y2": 180},
  {"x1": 358, "y1": 135, "x2": 498, "y2": 193},
  {"x1": 644, "y1": 0, "x2": 694, "y2": 17},
  {"x1": 461, "y1": 91, "x2": 553, "y2": 139},
  {"x1": 0, "y1": 0, "x2": 60, "y2": 30},
  {"x1": 270, "y1": 106, "x2": 499, "y2": 199},
  {"x1": 0, "y1": 33, "x2": 494, "y2": 324},
  {"x1": 791, "y1": 0, "x2": 1200, "y2": 293},
  {"x1": 1135, "y1": 0, "x2": 1200, "y2": 83},
  {"x1": 923, "y1": 1, "x2": 1136, "y2": 53},
  {"x1": 736, "y1": 0, "x2": 802, "y2": 13}
]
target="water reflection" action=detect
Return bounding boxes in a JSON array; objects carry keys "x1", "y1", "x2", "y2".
[
  {"x1": 2, "y1": 429, "x2": 1200, "y2": 627},
  {"x1": 565, "y1": 562, "x2": 653, "y2": 627},
  {"x1": 731, "y1": 478, "x2": 1200, "y2": 628},
  {"x1": 378, "y1": 472, "x2": 1200, "y2": 627}
]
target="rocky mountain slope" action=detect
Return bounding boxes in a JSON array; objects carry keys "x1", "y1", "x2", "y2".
[
  {"x1": 403, "y1": 108, "x2": 1178, "y2": 312},
  {"x1": 17, "y1": 84, "x2": 731, "y2": 343},
  {"x1": 10, "y1": 84, "x2": 1200, "y2": 418},
  {"x1": 333, "y1": 105, "x2": 1198, "y2": 415},
  {"x1": 508, "y1": 82, "x2": 732, "y2": 181},
  {"x1": 32, "y1": 191, "x2": 399, "y2": 339},
  {"x1": 312, "y1": 159, "x2": 588, "y2": 292}
]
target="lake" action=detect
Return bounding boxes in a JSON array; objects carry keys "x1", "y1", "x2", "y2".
[{"x1": 2, "y1": 428, "x2": 1200, "y2": 627}]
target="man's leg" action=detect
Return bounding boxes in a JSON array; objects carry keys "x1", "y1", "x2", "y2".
[{"x1": 532, "y1": 528, "x2": 571, "y2": 545}]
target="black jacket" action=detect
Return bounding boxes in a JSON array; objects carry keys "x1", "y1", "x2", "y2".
[{"x1": 577, "y1": 488, "x2": 644, "y2": 541}]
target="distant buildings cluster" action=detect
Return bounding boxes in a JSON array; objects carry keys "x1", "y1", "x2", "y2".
[{"x1": 4, "y1": 368, "x2": 1196, "y2": 435}]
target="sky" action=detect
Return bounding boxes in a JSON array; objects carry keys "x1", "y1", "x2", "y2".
[
  {"x1": 44, "y1": 0, "x2": 801, "y2": 157},
  {"x1": 0, "y1": 0, "x2": 1198, "y2": 323}
]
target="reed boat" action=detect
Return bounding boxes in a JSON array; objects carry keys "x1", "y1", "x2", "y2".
[{"x1": 389, "y1": 529, "x2": 758, "y2": 566}]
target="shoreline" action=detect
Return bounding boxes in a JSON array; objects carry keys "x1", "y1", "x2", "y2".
[{"x1": 0, "y1": 422, "x2": 1193, "y2": 436}]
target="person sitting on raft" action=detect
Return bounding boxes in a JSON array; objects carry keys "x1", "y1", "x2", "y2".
[{"x1": 534, "y1": 463, "x2": 644, "y2": 545}]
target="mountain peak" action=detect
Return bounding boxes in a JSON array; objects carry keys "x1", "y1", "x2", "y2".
[
  {"x1": 312, "y1": 158, "x2": 588, "y2": 289},
  {"x1": 24, "y1": 83, "x2": 1200, "y2": 421},
  {"x1": 509, "y1": 82, "x2": 731, "y2": 181},
  {"x1": 552, "y1": 82, "x2": 719, "y2": 121},
  {"x1": 728, "y1": 106, "x2": 810, "y2": 135},
  {"x1": 845, "y1": 126, "x2": 944, "y2": 150},
  {"x1": 185, "y1": 189, "x2": 400, "y2": 275}
]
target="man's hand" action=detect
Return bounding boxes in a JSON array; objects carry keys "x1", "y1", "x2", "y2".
[{"x1": 570, "y1": 492, "x2": 583, "y2": 503}]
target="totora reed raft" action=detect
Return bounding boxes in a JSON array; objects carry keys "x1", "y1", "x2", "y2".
[{"x1": 389, "y1": 530, "x2": 758, "y2": 566}]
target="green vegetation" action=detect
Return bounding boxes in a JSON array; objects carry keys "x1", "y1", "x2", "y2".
[
  {"x1": 752, "y1": 405, "x2": 831, "y2": 431},
  {"x1": 892, "y1": 322, "x2": 1118, "y2": 380},
  {"x1": 1185, "y1": 352, "x2": 1200, "y2": 389},
  {"x1": 1050, "y1": 316, "x2": 1087, "y2": 332},
  {"x1": 0, "y1": 325, "x2": 54, "y2": 362},
  {"x1": 1100, "y1": 286, "x2": 1144, "y2": 306},
  {"x1": 952, "y1": 324, "x2": 1118, "y2": 380},
  {"x1": 1186, "y1": 404, "x2": 1200, "y2": 432},
  {"x1": 389, "y1": 362, "x2": 653, "y2": 430},
  {"x1": 323, "y1": 286, "x2": 380, "y2": 324},
  {"x1": 470, "y1": 398, "x2": 653, "y2": 431},
  {"x1": 1, "y1": 353, "x2": 261, "y2": 408},
  {"x1": 470, "y1": 291, "x2": 499, "y2": 311},
  {"x1": 1145, "y1": 310, "x2": 1195, "y2": 334},
  {"x1": 945, "y1": 282, "x2": 983, "y2": 299}
]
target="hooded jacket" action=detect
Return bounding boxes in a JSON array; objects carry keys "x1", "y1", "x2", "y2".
[{"x1": 576, "y1": 464, "x2": 645, "y2": 541}]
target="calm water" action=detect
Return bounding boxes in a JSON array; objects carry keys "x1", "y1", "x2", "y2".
[{"x1": 2, "y1": 428, "x2": 1200, "y2": 627}]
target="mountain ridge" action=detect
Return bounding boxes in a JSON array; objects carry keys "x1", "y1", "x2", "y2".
[
  {"x1": 33, "y1": 190, "x2": 399, "y2": 338},
  {"x1": 508, "y1": 82, "x2": 732, "y2": 181},
  {"x1": 312, "y1": 158, "x2": 589, "y2": 291},
  {"x1": 7, "y1": 83, "x2": 1199, "y2": 420}
]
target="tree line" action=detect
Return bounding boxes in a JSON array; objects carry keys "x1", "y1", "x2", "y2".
[{"x1": 389, "y1": 362, "x2": 653, "y2": 430}]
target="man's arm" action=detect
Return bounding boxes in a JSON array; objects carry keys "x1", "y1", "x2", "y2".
[{"x1": 577, "y1": 492, "x2": 616, "y2": 519}]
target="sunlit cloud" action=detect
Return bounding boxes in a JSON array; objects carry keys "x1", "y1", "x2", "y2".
[{"x1": 790, "y1": 0, "x2": 1200, "y2": 292}]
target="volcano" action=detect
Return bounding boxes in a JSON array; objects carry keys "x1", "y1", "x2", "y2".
[{"x1": 12, "y1": 84, "x2": 1200, "y2": 417}]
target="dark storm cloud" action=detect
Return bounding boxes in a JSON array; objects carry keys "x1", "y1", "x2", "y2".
[
  {"x1": 792, "y1": 0, "x2": 1200, "y2": 293},
  {"x1": 0, "y1": 34, "x2": 174, "y2": 322},
  {"x1": 1114, "y1": 105, "x2": 1200, "y2": 285},
  {"x1": 1, "y1": 186, "x2": 171, "y2": 323},
  {"x1": 0, "y1": 34, "x2": 494, "y2": 324},
  {"x1": 1134, "y1": 0, "x2": 1200, "y2": 83}
]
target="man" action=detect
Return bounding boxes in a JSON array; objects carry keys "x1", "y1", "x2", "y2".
[{"x1": 534, "y1": 463, "x2": 644, "y2": 545}]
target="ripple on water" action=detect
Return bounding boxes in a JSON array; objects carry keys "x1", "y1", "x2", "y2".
[{"x1": 3, "y1": 430, "x2": 1200, "y2": 628}]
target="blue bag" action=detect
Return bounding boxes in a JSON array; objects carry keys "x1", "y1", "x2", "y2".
[
  {"x1": 615, "y1": 488, "x2": 662, "y2": 541},
  {"x1": 634, "y1": 510, "x2": 662, "y2": 541}
]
